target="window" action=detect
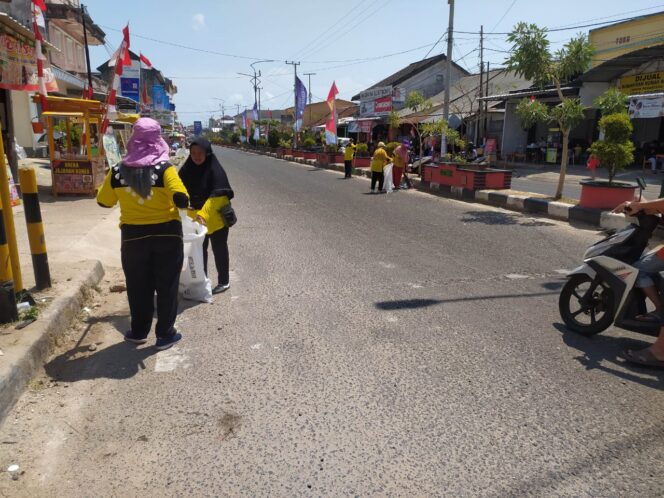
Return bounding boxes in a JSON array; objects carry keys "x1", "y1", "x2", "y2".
[{"x1": 66, "y1": 37, "x2": 74, "y2": 67}]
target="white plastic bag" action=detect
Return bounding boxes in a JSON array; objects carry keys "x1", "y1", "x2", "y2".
[
  {"x1": 180, "y1": 213, "x2": 213, "y2": 303},
  {"x1": 383, "y1": 162, "x2": 394, "y2": 193}
]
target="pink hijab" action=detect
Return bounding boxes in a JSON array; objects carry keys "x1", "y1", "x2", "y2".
[{"x1": 122, "y1": 118, "x2": 170, "y2": 167}]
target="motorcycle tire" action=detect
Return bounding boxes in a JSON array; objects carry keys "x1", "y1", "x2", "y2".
[{"x1": 559, "y1": 274, "x2": 615, "y2": 336}]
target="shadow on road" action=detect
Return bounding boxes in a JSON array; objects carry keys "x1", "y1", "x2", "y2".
[
  {"x1": 375, "y1": 291, "x2": 558, "y2": 310},
  {"x1": 44, "y1": 341, "x2": 158, "y2": 382},
  {"x1": 554, "y1": 322, "x2": 664, "y2": 390},
  {"x1": 461, "y1": 210, "x2": 555, "y2": 227}
]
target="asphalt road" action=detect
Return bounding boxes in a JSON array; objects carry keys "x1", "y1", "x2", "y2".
[{"x1": 1, "y1": 148, "x2": 663, "y2": 497}]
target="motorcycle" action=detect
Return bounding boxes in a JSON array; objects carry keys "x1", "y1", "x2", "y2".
[{"x1": 559, "y1": 207, "x2": 662, "y2": 338}]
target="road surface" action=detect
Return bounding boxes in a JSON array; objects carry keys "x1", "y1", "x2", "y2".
[{"x1": 1, "y1": 148, "x2": 662, "y2": 497}]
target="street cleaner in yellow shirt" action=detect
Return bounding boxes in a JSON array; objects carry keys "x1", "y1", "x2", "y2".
[
  {"x1": 97, "y1": 118, "x2": 189, "y2": 350},
  {"x1": 369, "y1": 141, "x2": 392, "y2": 194},
  {"x1": 343, "y1": 138, "x2": 356, "y2": 178}
]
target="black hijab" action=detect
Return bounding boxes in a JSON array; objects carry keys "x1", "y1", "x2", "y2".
[{"x1": 179, "y1": 137, "x2": 234, "y2": 210}]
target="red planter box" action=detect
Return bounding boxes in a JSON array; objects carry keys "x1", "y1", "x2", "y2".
[
  {"x1": 579, "y1": 181, "x2": 637, "y2": 209},
  {"x1": 333, "y1": 153, "x2": 345, "y2": 164},
  {"x1": 423, "y1": 163, "x2": 512, "y2": 190},
  {"x1": 303, "y1": 151, "x2": 317, "y2": 160},
  {"x1": 316, "y1": 153, "x2": 329, "y2": 165},
  {"x1": 292, "y1": 150, "x2": 305, "y2": 158},
  {"x1": 353, "y1": 156, "x2": 370, "y2": 168}
]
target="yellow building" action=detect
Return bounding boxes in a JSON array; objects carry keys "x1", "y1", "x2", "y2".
[{"x1": 590, "y1": 11, "x2": 664, "y2": 67}]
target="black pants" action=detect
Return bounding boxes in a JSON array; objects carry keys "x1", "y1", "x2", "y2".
[
  {"x1": 344, "y1": 160, "x2": 352, "y2": 177},
  {"x1": 121, "y1": 235, "x2": 183, "y2": 339},
  {"x1": 371, "y1": 171, "x2": 384, "y2": 191},
  {"x1": 203, "y1": 227, "x2": 230, "y2": 286}
]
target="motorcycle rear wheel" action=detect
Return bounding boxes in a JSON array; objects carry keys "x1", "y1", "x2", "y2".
[{"x1": 559, "y1": 274, "x2": 614, "y2": 336}]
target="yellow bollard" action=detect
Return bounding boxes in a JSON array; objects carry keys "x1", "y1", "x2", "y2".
[
  {"x1": 19, "y1": 167, "x2": 50, "y2": 289},
  {"x1": 0, "y1": 197, "x2": 17, "y2": 322},
  {"x1": 0, "y1": 123, "x2": 21, "y2": 292}
]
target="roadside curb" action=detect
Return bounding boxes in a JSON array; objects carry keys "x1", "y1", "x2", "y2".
[
  {"x1": 0, "y1": 259, "x2": 105, "y2": 424},
  {"x1": 222, "y1": 146, "x2": 638, "y2": 233}
]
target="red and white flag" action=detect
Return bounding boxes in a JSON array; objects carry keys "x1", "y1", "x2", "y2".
[
  {"x1": 139, "y1": 53, "x2": 153, "y2": 69},
  {"x1": 102, "y1": 25, "x2": 131, "y2": 133}
]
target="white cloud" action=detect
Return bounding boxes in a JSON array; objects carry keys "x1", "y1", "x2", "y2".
[{"x1": 191, "y1": 13, "x2": 205, "y2": 31}]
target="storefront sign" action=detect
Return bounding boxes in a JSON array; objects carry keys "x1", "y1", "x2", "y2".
[
  {"x1": 620, "y1": 71, "x2": 664, "y2": 95},
  {"x1": 0, "y1": 33, "x2": 58, "y2": 92},
  {"x1": 120, "y1": 77, "x2": 139, "y2": 103},
  {"x1": 348, "y1": 120, "x2": 375, "y2": 133},
  {"x1": 359, "y1": 86, "x2": 392, "y2": 101},
  {"x1": 52, "y1": 160, "x2": 93, "y2": 193},
  {"x1": 628, "y1": 96, "x2": 664, "y2": 118},
  {"x1": 373, "y1": 96, "x2": 392, "y2": 115}
]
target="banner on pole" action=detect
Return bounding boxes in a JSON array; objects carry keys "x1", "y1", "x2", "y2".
[
  {"x1": 325, "y1": 81, "x2": 339, "y2": 145},
  {"x1": 295, "y1": 76, "x2": 307, "y2": 132}
]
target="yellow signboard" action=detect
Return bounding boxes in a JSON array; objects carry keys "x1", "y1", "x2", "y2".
[{"x1": 620, "y1": 71, "x2": 664, "y2": 95}]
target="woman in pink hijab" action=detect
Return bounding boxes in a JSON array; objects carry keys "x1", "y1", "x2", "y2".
[{"x1": 97, "y1": 118, "x2": 190, "y2": 350}]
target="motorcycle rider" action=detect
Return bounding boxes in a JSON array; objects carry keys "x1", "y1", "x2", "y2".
[{"x1": 613, "y1": 199, "x2": 664, "y2": 368}]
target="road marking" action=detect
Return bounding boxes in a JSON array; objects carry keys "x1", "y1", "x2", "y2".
[
  {"x1": 504, "y1": 274, "x2": 530, "y2": 280},
  {"x1": 154, "y1": 347, "x2": 191, "y2": 372}
]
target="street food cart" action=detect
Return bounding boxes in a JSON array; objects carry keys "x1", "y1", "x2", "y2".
[{"x1": 33, "y1": 96, "x2": 107, "y2": 196}]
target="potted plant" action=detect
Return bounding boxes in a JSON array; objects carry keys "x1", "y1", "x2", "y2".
[
  {"x1": 580, "y1": 109, "x2": 636, "y2": 209},
  {"x1": 353, "y1": 143, "x2": 370, "y2": 168}
]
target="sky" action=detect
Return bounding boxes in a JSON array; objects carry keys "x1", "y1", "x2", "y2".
[{"x1": 83, "y1": 0, "x2": 664, "y2": 124}]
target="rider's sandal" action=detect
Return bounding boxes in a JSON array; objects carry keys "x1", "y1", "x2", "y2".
[{"x1": 621, "y1": 348, "x2": 664, "y2": 369}]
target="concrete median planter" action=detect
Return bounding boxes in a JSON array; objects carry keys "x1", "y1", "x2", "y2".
[
  {"x1": 579, "y1": 180, "x2": 638, "y2": 210},
  {"x1": 316, "y1": 153, "x2": 330, "y2": 166},
  {"x1": 303, "y1": 151, "x2": 318, "y2": 161},
  {"x1": 423, "y1": 162, "x2": 512, "y2": 190},
  {"x1": 292, "y1": 150, "x2": 305, "y2": 159},
  {"x1": 353, "y1": 156, "x2": 370, "y2": 168}
]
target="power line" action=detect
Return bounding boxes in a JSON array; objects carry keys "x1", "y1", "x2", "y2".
[
  {"x1": 490, "y1": 0, "x2": 518, "y2": 33},
  {"x1": 422, "y1": 32, "x2": 447, "y2": 60}
]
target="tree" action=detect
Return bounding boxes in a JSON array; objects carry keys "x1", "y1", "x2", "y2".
[
  {"x1": 505, "y1": 22, "x2": 593, "y2": 199},
  {"x1": 594, "y1": 88, "x2": 628, "y2": 117},
  {"x1": 421, "y1": 120, "x2": 465, "y2": 160},
  {"x1": 589, "y1": 113, "x2": 634, "y2": 185},
  {"x1": 403, "y1": 91, "x2": 433, "y2": 173}
]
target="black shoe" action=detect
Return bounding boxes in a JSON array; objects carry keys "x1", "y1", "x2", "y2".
[
  {"x1": 124, "y1": 331, "x2": 147, "y2": 344},
  {"x1": 155, "y1": 332, "x2": 182, "y2": 351}
]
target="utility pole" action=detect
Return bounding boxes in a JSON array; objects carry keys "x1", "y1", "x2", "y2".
[
  {"x1": 484, "y1": 61, "x2": 490, "y2": 141},
  {"x1": 304, "y1": 72, "x2": 316, "y2": 129},
  {"x1": 477, "y1": 24, "x2": 483, "y2": 145},
  {"x1": 80, "y1": 4, "x2": 93, "y2": 98},
  {"x1": 286, "y1": 61, "x2": 301, "y2": 148},
  {"x1": 441, "y1": 0, "x2": 455, "y2": 157}
]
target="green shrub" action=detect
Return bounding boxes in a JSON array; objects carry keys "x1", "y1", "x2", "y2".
[
  {"x1": 268, "y1": 130, "x2": 280, "y2": 148},
  {"x1": 356, "y1": 143, "x2": 369, "y2": 155},
  {"x1": 303, "y1": 137, "x2": 316, "y2": 149},
  {"x1": 588, "y1": 113, "x2": 634, "y2": 184},
  {"x1": 279, "y1": 138, "x2": 292, "y2": 148},
  {"x1": 385, "y1": 141, "x2": 401, "y2": 155}
]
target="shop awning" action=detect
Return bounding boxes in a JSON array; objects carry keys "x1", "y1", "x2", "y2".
[{"x1": 580, "y1": 45, "x2": 664, "y2": 83}]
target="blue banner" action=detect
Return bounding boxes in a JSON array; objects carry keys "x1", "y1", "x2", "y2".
[
  {"x1": 152, "y1": 85, "x2": 167, "y2": 111},
  {"x1": 295, "y1": 76, "x2": 307, "y2": 132},
  {"x1": 193, "y1": 121, "x2": 202, "y2": 136},
  {"x1": 121, "y1": 77, "x2": 140, "y2": 103}
]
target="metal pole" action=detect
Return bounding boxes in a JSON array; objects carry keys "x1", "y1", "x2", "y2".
[
  {"x1": 477, "y1": 25, "x2": 483, "y2": 144},
  {"x1": 0, "y1": 123, "x2": 22, "y2": 292},
  {"x1": 441, "y1": 0, "x2": 455, "y2": 157},
  {"x1": 304, "y1": 72, "x2": 316, "y2": 129},
  {"x1": 286, "y1": 61, "x2": 300, "y2": 148},
  {"x1": 19, "y1": 167, "x2": 50, "y2": 289},
  {"x1": 81, "y1": 4, "x2": 93, "y2": 97},
  {"x1": 485, "y1": 61, "x2": 490, "y2": 140}
]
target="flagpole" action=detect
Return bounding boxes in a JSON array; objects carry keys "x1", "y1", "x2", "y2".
[
  {"x1": 286, "y1": 61, "x2": 300, "y2": 148},
  {"x1": 80, "y1": 4, "x2": 93, "y2": 98}
]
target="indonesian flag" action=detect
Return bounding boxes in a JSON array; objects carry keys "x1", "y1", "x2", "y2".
[
  {"x1": 102, "y1": 25, "x2": 131, "y2": 133},
  {"x1": 140, "y1": 53, "x2": 153, "y2": 69},
  {"x1": 32, "y1": 0, "x2": 46, "y2": 12},
  {"x1": 325, "y1": 81, "x2": 339, "y2": 145}
]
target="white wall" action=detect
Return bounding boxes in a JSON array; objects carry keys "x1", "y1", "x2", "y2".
[
  {"x1": 501, "y1": 101, "x2": 528, "y2": 155},
  {"x1": 10, "y1": 91, "x2": 38, "y2": 154},
  {"x1": 579, "y1": 82, "x2": 610, "y2": 107}
]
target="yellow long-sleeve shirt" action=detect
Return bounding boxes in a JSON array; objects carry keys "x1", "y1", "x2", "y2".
[
  {"x1": 194, "y1": 195, "x2": 231, "y2": 235},
  {"x1": 370, "y1": 147, "x2": 391, "y2": 173},
  {"x1": 344, "y1": 143, "x2": 356, "y2": 161}
]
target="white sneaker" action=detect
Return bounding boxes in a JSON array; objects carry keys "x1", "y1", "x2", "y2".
[{"x1": 213, "y1": 283, "x2": 230, "y2": 294}]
